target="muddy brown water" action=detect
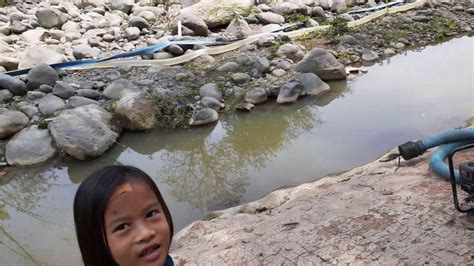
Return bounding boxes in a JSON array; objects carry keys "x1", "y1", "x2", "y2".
[{"x1": 0, "y1": 36, "x2": 472, "y2": 265}]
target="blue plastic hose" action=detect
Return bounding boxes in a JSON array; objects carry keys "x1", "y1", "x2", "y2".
[{"x1": 398, "y1": 128, "x2": 474, "y2": 182}]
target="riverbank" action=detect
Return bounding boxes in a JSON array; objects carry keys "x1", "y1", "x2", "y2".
[{"x1": 170, "y1": 129, "x2": 474, "y2": 264}]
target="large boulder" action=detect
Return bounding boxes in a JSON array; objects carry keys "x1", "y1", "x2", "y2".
[
  {"x1": 0, "y1": 108, "x2": 29, "y2": 139},
  {"x1": 35, "y1": 8, "x2": 69, "y2": 29},
  {"x1": 277, "y1": 81, "x2": 304, "y2": 104},
  {"x1": 296, "y1": 73, "x2": 330, "y2": 96},
  {"x1": 0, "y1": 74, "x2": 27, "y2": 95},
  {"x1": 295, "y1": 48, "x2": 347, "y2": 80},
  {"x1": 189, "y1": 108, "x2": 218, "y2": 126},
  {"x1": 19, "y1": 46, "x2": 65, "y2": 69},
  {"x1": 5, "y1": 126, "x2": 57, "y2": 166},
  {"x1": 114, "y1": 92, "x2": 158, "y2": 131},
  {"x1": 49, "y1": 105, "x2": 121, "y2": 160},
  {"x1": 21, "y1": 29, "x2": 47, "y2": 44},
  {"x1": 175, "y1": 13, "x2": 209, "y2": 37},
  {"x1": 26, "y1": 64, "x2": 59, "y2": 90}
]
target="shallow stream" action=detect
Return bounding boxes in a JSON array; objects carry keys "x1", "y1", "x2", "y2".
[{"x1": 0, "y1": 36, "x2": 472, "y2": 265}]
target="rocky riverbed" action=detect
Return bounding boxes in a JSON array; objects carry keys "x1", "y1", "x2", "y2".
[{"x1": 0, "y1": 0, "x2": 473, "y2": 168}]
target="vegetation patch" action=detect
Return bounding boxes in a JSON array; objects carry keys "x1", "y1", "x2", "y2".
[
  {"x1": 154, "y1": 96, "x2": 193, "y2": 128},
  {"x1": 427, "y1": 14, "x2": 460, "y2": 40},
  {"x1": 284, "y1": 14, "x2": 312, "y2": 24}
]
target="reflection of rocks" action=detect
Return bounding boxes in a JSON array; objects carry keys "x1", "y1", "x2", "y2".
[{"x1": 6, "y1": 126, "x2": 56, "y2": 166}]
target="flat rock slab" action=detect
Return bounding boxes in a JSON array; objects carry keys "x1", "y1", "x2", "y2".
[
  {"x1": 171, "y1": 150, "x2": 474, "y2": 264},
  {"x1": 5, "y1": 126, "x2": 56, "y2": 166}
]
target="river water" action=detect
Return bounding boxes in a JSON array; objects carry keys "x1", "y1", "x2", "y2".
[{"x1": 0, "y1": 36, "x2": 472, "y2": 265}]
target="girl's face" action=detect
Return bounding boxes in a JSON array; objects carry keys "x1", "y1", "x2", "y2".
[{"x1": 104, "y1": 180, "x2": 171, "y2": 266}]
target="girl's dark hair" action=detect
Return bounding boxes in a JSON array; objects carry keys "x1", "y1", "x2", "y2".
[{"x1": 73, "y1": 165, "x2": 174, "y2": 266}]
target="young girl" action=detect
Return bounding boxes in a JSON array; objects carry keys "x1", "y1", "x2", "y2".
[{"x1": 73, "y1": 165, "x2": 174, "y2": 266}]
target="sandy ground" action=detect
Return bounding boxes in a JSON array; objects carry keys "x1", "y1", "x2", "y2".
[{"x1": 170, "y1": 147, "x2": 474, "y2": 264}]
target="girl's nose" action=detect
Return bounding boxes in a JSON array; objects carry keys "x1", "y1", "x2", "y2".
[{"x1": 134, "y1": 222, "x2": 156, "y2": 243}]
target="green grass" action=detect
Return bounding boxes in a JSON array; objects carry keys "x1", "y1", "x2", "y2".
[{"x1": 284, "y1": 14, "x2": 312, "y2": 24}]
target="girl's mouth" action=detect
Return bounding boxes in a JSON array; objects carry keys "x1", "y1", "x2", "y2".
[{"x1": 139, "y1": 244, "x2": 161, "y2": 262}]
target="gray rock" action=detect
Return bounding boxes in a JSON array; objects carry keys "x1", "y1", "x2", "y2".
[
  {"x1": 0, "y1": 108, "x2": 29, "y2": 139},
  {"x1": 61, "y1": 21, "x2": 80, "y2": 31},
  {"x1": 103, "y1": 79, "x2": 139, "y2": 100},
  {"x1": 361, "y1": 49, "x2": 379, "y2": 61},
  {"x1": 257, "y1": 12, "x2": 285, "y2": 24},
  {"x1": 295, "y1": 48, "x2": 347, "y2": 80},
  {"x1": 319, "y1": 0, "x2": 330, "y2": 9},
  {"x1": 37, "y1": 84, "x2": 54, "y2": 93},
  {"x1": 19, "y1": 46, "x2": 65, "y2": 69},
  {"x1": 217, "y1": 62, "x2": 240, "y2": 72},
  {"x1": 73, "y1": 44, "x2": 100, "y2": 60},
  {"x1": 102, "y1": 34, "x2": 116, "y2": 42},
  {"x1": 11, "y1": 20, "x2": 29, "y2": 34},
  {"x1": 138, "y1": 10, "x2": 157, "y2": 23},
  {"x1": 166, "y1": 44, "x2": 184, "y2": 56},
  {"x1": 225, "y1": 18, "x2": 251, "y2": 38},
  {"x1": 129, "y1": 16, "x2": 150, "y2": 29},
  {"x1": 272, "y1": 69, "x2": 287, "y2": 77},
  {"x1": 38, "y1": 94, "x2": 65, "y2": 116},
  {"x1": 277, "y1": 81, "x2": 304, "y2": 104},
  {"x1": 296, "y1": 73, "x2": 330, "y2": 96},
  {"x1": 199, "y1": 83, "x2": 222, "y2": 100},
  {"x1": 49, "y1": 105, "x2": 121, "y2": 160},
  {"x1": 384, "y1": 48, "x2": 396, "y2": 56},
  {"x1": 276, "y1": 43, "x2": 305, "y2": 62},
  {"x1": 105, "y1": 70, "x2": 122, "y2": 81},
  {"x1": 257, "y1": 4, "x2": 271, "y2": 12},
  {"x1": 0, "y1": 74, "x2": 27, "y2": 95},
  {"x1": 0, "y1": 89, "x2": 13, "y2": 103},
  {"x1": 253, "y1": 56, "x2": 270, "y2": 73},
  {"x1": 467, "y1": 8, "x2": 474, "y2": 15},
  {"x1": 52, "y1": 81, "x2": 76, "y2": 99},
  {"x1": 271, "y1": 2, "x2": 308, "y2": 16},
  {"x1": 0, "y1": 56, "x2": 20, "y2": 71},
  {"x1": 125, "y1": 27, "x2": 140, "y2": 41},
  {"x1": 272, "y1": 58, "x2": 293, "y2": 71},
  {"x1": 201, "y1": 96, "x2": 222, "y2": 110},
  {"x1": 26, "y1": 91, "x2": 46, "y2": 100},
  {"x1": 231, "y1": 73, "x2": 251, "y2": 84},
  {"x1": 64, "y1": 31, "x2": 82, "y2": 42},
  {"x1": 189, "y1": 108, "x2": 218, "y2": 126},
  {"x1": 453, "y1": 5, "x2": 464, "y2": 12},
  {"x1": 77, "y1": 88, "x2": 102, "y2": 100},
  {"x1": 35, "y1": 8, "x2": 68, "y2": 29},
  {"x1": 114, "y1": 91, "x2": 157, "y2": 130},
  {"x1": 257, "y1": 34, "x2": 275, "y2": 47},
  {"x1": 236, "y1": 102, "x2": 254, "y2": 112},
  {"x1": 312, "y1": 6, "x2": 325, "y2": 17},
  {"x1": 17, "y1": 101, "x2": 39, "y2": 118},
  {"x1": 331, "y1": 0, "x2": 347, "y2": 12},
  {"x1": 27, "y1": 64, "x2": 59, "y2": 90},
  {"x1": 245, "y1": 88, "x2": 268, "y2": 104},
  {"x1": 176, "y1": 13, "x2": 208, "y2": 37},
  {"x1": 66, "y1": 96, "x2": 99, "y2": 109},
  {"x1": 394, "y1": 42, "x2": 405, "y2": 49},
  {"x1": 153, "y1": 52, "x2": 174, "y2": 60},
  {"x1": 340, "y1": 35, "x2": 359, "y2": 45},
  {"x1": 5, "y1": 126, "x2": 56, "y2": 166},
  {"x1": 21, "y1": 29, "x2": 47, "y2": 44},
  {"x1": 412, "y1": 15, "x2": 430, "y2": 22}
]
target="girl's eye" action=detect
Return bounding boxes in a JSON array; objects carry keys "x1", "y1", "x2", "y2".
[
  {"x1": 113, "y1": 223, "x2": 130, "y2": 233},
  {"x1": 146, "y1": 210, "x2": 159, "y2": 219}
]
